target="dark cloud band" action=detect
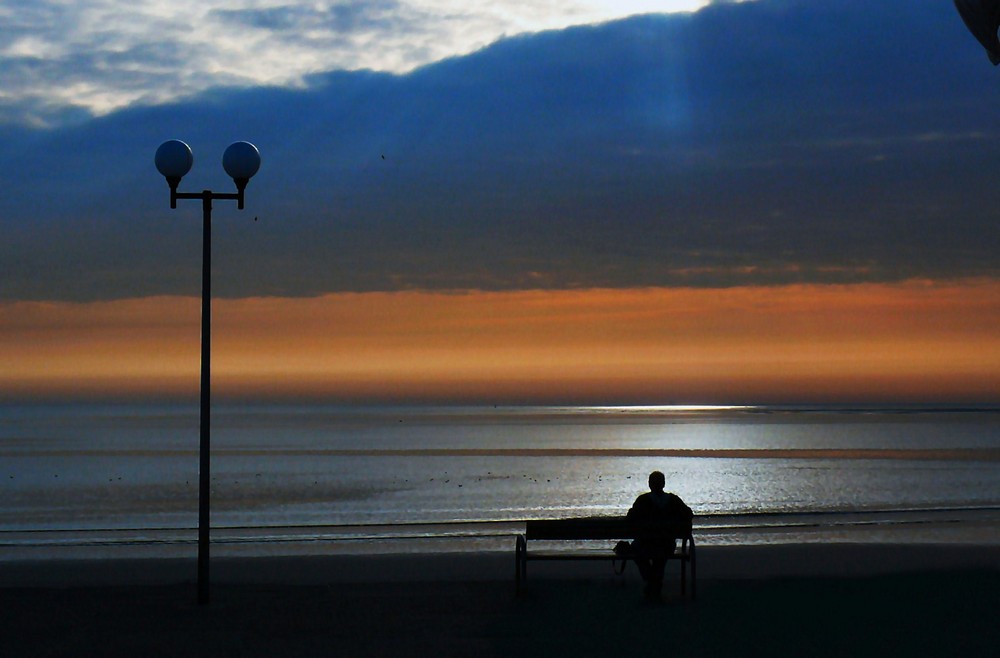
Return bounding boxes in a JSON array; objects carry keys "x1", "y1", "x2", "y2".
[{"x1": 1, "y1": 1, "x2": 998, "y2": 301}]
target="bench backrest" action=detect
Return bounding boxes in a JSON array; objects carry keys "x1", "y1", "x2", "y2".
[{"x1": 525, "y1": 516, "x2": 692, "y2": 541}]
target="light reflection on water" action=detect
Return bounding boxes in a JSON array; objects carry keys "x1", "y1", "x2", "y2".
[{"x1": 1, "y1": 403, "x2": 998, "y2": 553}]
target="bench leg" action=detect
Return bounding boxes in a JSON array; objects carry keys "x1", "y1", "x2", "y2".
[{"x1": 515, "y1": 535, "x2": 526, "y2": 596}]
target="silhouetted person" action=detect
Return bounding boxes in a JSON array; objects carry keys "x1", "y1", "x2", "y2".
[
  {"x1": 955, "y1": 0, "x2": 1000, "y2": 65},
  {"x1": 626, "y1": 471, "x2": 692, "y2": 599}
]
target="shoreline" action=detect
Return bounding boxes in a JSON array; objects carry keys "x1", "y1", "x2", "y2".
[
  {"x1": 2, "y1": 544, "x2": 997, "y2": 657},
  {"x1": 4, "y1": 505, "x2": 999, "y2": 562}
]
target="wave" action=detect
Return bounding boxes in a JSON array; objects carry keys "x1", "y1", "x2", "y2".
[
  {"x1": 5, "y1": 447, "x2": 999, "y2": 461},
  {"x1": 2, "y1": 506, "x2": 998, "y2": 553}
]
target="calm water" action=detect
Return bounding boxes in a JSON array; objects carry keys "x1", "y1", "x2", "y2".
[{"x1": 1, "y1": 403, "x2": 998, "y2": 558}]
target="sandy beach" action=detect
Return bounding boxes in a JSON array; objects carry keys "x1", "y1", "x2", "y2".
[{"x1": 1, "y1": 544, "x2": 997, "y2": 657}]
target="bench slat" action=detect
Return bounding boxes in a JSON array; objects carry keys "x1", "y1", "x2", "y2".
[
  {"x1": 525, "y1": 549, "x2": 691, "y2": 561},
  {"x1": 525, "y1": 516, "x2": 691, "y2": 541}
]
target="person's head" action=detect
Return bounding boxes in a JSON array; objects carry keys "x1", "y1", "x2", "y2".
[{"x1": 648, "y1": 470, "x2": 665, "y2": 493}]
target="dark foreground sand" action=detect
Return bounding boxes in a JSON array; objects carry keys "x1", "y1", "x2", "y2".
[{"x1": 2, "y1": 544, "x2": 998, "y2": 657}]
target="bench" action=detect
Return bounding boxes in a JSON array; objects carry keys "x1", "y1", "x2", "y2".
[{"x1": 515, "y1": 516, "x2": 696, "y2": 598}]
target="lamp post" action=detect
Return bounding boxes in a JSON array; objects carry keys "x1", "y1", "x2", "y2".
[{"x1": 155, "y1": 139, "x2": 261, "y2": 605}]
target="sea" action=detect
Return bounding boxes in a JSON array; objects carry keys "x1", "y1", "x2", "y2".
[{"x1": 1, "y1": 403, "x2": 998, "y2": 560}]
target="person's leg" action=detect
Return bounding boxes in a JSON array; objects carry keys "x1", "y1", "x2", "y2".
[
  {"x1": 955, "y1": 0, "x2": 1000, "y2": 65},
  {"x1": 649, "y1": 557, "x2": 667, "y2": 597},
  {"x1": 634, "y1": 557, "x2": 654, "y2": 583}
]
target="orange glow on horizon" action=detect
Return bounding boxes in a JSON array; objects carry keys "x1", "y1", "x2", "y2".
[{"x1": 1, "y1": 279, "x2": 998, "y2": 403}]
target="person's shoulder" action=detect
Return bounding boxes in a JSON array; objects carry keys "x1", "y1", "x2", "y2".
[
  {"x1": 627, "y1": 492, "x2": 651, "y2": 516},
  {"x1": 666, "y1": 493, "x2": 693, "y2": 516},
  {"x1": 636, "y1": 491, "x2": 658, "y2": 506}
]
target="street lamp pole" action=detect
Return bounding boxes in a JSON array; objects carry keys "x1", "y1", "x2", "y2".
[{"x1": 155, "y1": 140, "x2": 261, "y2": 605}]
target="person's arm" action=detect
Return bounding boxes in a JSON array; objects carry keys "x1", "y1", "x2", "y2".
[
  {"x1": 626, "y1": 494, "x2": 644, "y2": 520},
  {"x1": 668, "y1": 494, "x2": 693, "y2": 521}
]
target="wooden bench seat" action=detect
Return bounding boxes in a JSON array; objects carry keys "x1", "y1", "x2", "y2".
[{"x1": 515, "y1": 516, "x2": 696, "y2": 598}]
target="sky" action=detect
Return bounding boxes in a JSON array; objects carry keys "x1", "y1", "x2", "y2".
[{"x1": 1, "y1": 0, "x2": 998, "y2": 404}]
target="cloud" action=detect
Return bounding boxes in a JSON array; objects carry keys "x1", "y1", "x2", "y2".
[
  {"x1": 211, "y1": 1, "x2": 409, "y2": 33},
  {"x1": 1, "y1": 1, "x2": 999, "y2": 301},
  {"x1": 0, "y1": 0, "x2": 717, "y2": 126}
]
